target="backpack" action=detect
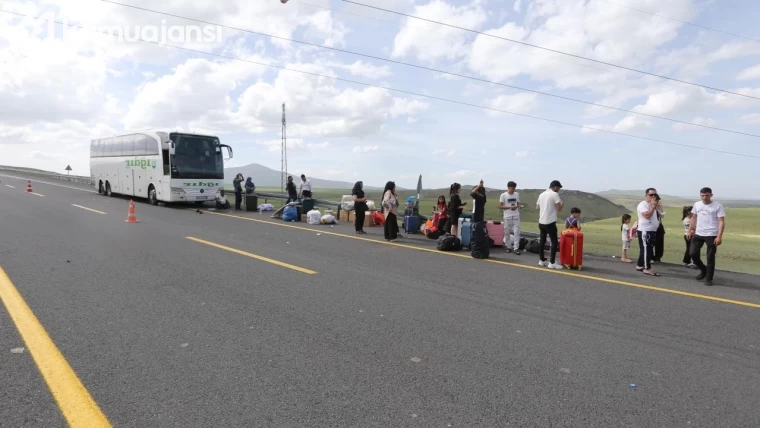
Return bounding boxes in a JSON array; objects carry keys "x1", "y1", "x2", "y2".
[
  {"x1": 526, "y1": 238, "x2": 540, "y2": 254},
  {"x1": 436, "y1": 235, "x2": 462, "y2": 251},
  {"x1": 470, "y1": 221, "x2": 490, "y2": 259}
]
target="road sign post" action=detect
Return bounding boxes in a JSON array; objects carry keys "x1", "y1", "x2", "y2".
[{"x1": 65, "y1": 165, "x2": 72, "y2": 175}]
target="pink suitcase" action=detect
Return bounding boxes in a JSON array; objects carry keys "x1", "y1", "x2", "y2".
[{"x1": 486, "y1": 221, "x2": 504, "y2": 247}]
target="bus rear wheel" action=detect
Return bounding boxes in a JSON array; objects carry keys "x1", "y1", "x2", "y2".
[
  {"x1": 148, "y1": 186, "x2": 158, "y2": 206},
  {"x1": 105, "y1": 182, "x2": 113, "y2": 197}
]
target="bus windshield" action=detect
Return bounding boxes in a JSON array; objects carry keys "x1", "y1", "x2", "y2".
[{"x1": 170, "y1": 133, "x2": 223, "y2": 179}]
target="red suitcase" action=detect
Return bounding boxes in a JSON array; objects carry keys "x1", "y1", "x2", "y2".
[
  {"x1": 486, "y1": 220, "x2": 505, "y2": 247},
  {"x1": 560, "y1": 230, "x2": 584, "y2": 270}
]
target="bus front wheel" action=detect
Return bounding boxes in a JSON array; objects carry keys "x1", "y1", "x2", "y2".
[
  {"x1": 105, "y1": 182, "x2": 113, "y2": 197},
  {"x1": 148, "y1": 186, "x2": 158, "y2": 206}
]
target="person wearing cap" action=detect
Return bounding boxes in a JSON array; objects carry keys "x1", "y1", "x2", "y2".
[
  {"x1": 499, "y1": 181, "x2": 524, "y2": 254},
  {"x1": 636, "y1": 188, "x2": 664, "y2": 276},
  {"x1": 535, "y1": 180, "x2": 564, "y2": 269}
]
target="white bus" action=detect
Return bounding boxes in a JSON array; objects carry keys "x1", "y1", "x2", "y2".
[{"x1": 90, "y1": 130, "x2": 233, "y2": 205}]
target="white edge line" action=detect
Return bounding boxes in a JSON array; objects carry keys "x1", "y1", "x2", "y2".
[{"x1": 0, "y1": 174, "x2": 97, "y2": 194}]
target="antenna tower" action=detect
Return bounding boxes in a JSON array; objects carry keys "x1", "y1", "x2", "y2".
[{"x1": 281, "y1": 102, "x2": 287, "y2": 193}]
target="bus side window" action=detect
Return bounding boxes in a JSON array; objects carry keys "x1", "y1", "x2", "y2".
[{"x1": 162, "y1": 150, "x2": 170, "y2": 175}]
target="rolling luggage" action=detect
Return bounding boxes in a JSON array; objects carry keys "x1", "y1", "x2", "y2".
[
  {"x1": 404, "y1": 215, "x2": 419, "y2": 234},
  {"x1": 486, "y1": 220, "x2": 504, "y2": 247},
  {"x1": 457, "y1": 218, "x2": 472, "y2": 249},
  {"x1": 244, "y1": 195, "x2": 258, "y2": 211},
  {"x1": 301, "y1": 198, "x2": 315, "y2": 214},
  {"x1": 470, "y1": 221, "x2": 490, "y2": 259},
  {"x1": 560, "y1": 230, "x2": 584, "y2": 270}
]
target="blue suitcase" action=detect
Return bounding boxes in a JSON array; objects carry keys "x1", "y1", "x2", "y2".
[
  {"x1": 404, "y1": 215, "x2": 419, "y2": 234},
  {"x1": 460, "y1": 220, "x2": 472, "y2": 249}
]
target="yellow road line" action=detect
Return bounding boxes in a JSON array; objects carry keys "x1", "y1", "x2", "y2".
[
  {"x1": 186, "y1": 236, "x2": 317, "y2": 275},
  {"x1": 196, "y1": 209, "x2": 760, "y2": 310},
  {"x1": 0, "y1": 266, "x2": 112, "y2": 427},
  {"x1": 71, "y1": 204, "x2": 106, "y2": 215},
  {"x1": 29, "y1": 192, "x2": 45, "y2": 197}
]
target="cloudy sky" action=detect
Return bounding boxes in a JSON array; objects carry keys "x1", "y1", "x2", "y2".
[{"x1": 1, "y1": 0, "x2": 759, "y2": 197}]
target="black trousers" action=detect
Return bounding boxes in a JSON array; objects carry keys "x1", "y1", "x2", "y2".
[
  {"x1": 637, "y1": 230, "x2": 656, "y2": 270},
  {"x1": 234, "y1": 191, "x2": 242, "y2": 210},
  {"x1": 654, "y1": 224, "x2": 665, "y2": 261},
  {"x1": 682, "y1": 235, "x2": 693, "y2": 264},
  {"x1": 302, "y1": 190, "x2": 312, "y2": 198},
  {"x1": 539, "y1": 222, "x2": 559, "y2": 264},
  {"x1": 690, "y1": 235, "x2": 717, "y2": 281},
  {"x1": 355, "y1": 209, "x2": 365, "y2": 231},
  {"x1": 384, "y1": 212, "x2": 399, "y2": 240}
]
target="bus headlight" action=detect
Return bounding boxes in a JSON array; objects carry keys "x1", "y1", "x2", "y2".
[{"x1": 170, "y1": 187, "x2": 186, "y2": 194}]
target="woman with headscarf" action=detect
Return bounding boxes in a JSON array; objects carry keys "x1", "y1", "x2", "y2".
[
  {"x1": 352, "y1": 181, "x2": 368, "y2": 234},
  {"x1": 245, "y1": 177, "x2": 255, "y2": 194},
  {"x1": 381, "y1": 181, "x2": 400, "y2": 241}
]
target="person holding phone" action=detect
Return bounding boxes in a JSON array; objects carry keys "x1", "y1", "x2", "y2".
[
  {"x1": 471, "y1": 179, "x2": 487, "y2": 223},
  {"x1": 499, "y1": 181, "x2": 524, "y2": 254}
]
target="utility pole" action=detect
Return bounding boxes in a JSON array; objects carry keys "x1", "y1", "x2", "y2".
[{"x1": 281, "y1": 102, "x2": 287, "y2": 194}]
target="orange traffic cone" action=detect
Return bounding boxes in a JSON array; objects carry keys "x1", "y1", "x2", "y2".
[
  {"x1": 26, "y1": 180, "x2": 32, "y2": 193},
  {"x1": 125, "y1": 200, "x2": 139, "y2": 223}
]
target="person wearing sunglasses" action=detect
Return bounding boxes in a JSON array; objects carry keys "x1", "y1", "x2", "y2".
[{"x1": 636, "y1": 188, "x2": 664, "y2": 276}]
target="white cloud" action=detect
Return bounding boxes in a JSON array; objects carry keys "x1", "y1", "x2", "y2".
[
  {"x1": 673, "y1": 117, "x2": 717, "y2": 131},
  {"x1": 236, "y1": 63, "x2": 425, "y2": 138},
  {"x1": 447, "y1": 169, "x2": 475, "y2": 178},
  {"x1": 257, "y1": 138, "x2": 330, "y2": 153},
  {"x1": 739, "y1": 113, "x2": 760, "y2": 124},
  {"x1": 352, "y1": 145, "x2": 379, "y2": 153},
  {"x1": 392, "y1": 0, "x2": 487, "y2": 62},
  {"x1": 433, "y1": 148, "x2": 456, "y2": 157},
  {"x1": 513, "y1": 0, "x2": 523, "y2": 13},
  {"x1": 327, "y1": 60, "x2": 392, "y2": 80},
  {"x1": 390, "y1": 98, "x2": 430, "y2": 118},
  {"x1": 485, "y1": 93, "x2": 540, "y2": 116},
  {"x1": 515, "y1": 150, "x2": 532, "y2": 157},
  {"x1": 737, "y1": 64, "x2": 760, "y2": 81}
]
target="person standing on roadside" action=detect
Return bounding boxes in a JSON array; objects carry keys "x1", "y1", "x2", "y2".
[
  {"x1": 535, "y1": 180, "x2": 564, "y2": 269},
  {"x1": 286, "y1": 176, "x2": 298, "y2": 203},
  {"x1": 681, "y1": 206, "x2": 697, "y2": 268},
  {"x1": 499, "y1": 181, "x2": 523, "y2": 254},
  {"x1": 447, "y1": 183, "x2": 466, "y2": 236},
  {"x1": 470, "y1": 180, "x2": 487, "y2": 223},
  {"x1": 687, "y1": 187, "x2": 726, "y2": 286},
  {"x1": 382, "y1": 181, "x2": 400, "y2": 241},
  {"x1": 232, "y1": 173, "x2": 244, "y2": 211},
  {"x1": 653, "y1": 195, "x2": 666, "y2": 263},
  {"x1": 299, "y1": 174, "x2": 313, "y2": 198},
  {"x1": 636, "y1": 188, "x2": 664, "y2": 276},
  {"x1": 352, "y1": 181, "x2": 368, "y2": 234}
]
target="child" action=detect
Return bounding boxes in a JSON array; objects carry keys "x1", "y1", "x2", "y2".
[
  {"x1": 621, "y1": 214, "x2": 633, "y2": 263},
  {"x1": 565, "y1": 207, "x2": 582, "y2": 231},
  {"x1": 682, "y1": 206, "x2": 697, "y2": 268}
]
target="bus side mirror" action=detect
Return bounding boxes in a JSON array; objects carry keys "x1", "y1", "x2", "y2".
[{"x1": 169, "y1": 141, "x2": 175, "y2": 155}]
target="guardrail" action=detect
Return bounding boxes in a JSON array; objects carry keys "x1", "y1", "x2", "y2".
[
  {"x1": 254, "y1": 191, "x2": 343, "y2": 217},
  {"x1": 0, "y1": 166, "x2": 94, "y2": 185}
]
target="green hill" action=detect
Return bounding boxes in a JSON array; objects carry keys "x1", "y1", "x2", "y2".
[{"x1": 597, "y1": 189, "x2": 760, "y2": 211}]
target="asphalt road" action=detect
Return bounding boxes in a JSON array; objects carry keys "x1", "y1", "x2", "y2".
[{"x1": 1, "y1": 174, "x2": 760, "y2": 427}]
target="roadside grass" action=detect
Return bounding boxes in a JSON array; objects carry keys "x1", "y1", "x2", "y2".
[{"x1": 225, "y1": 187, "x2": 759, "y2": 275}]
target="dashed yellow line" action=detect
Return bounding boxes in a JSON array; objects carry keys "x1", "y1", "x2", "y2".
[
  {"x1": 195, "y1": 209, "x2": 760, "y2": 310},
  {"x1": 0, "y1": 266, "x2": 112, "y2": 427},
  {"x1": 186, "y1": 236, "x2": 317, "y2": 275},
  {"x1": 71, "y1": 204, "x2": 106, "y2": 215}
]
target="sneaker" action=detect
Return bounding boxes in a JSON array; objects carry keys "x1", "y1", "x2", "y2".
[
  {"x1": 505, "y1": 248, "x2": 512, "y2": 253},
  {"x1": 687, "y1": 263, "x2": 698, "y2": 269},
  {"x1": 514, "y1": 250, "x2": 522, "y2": 255},
  {"x1": 704, "y1": 280, "x2": 713, "y2": 286},
  {"x1": 696, "y1": 272, "x2": 706, "y2": 281},
  {"x1": 549, "y1": 263, "x2": 564, "y2": 270},
  {"x1": 538, "y1": 260, "x2": 548, "y2": 267}
]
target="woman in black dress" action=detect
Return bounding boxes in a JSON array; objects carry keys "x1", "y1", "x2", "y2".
[
  {"x1": 352, "y1": 181, "x2": 368, "y2": 234},
  {"x1": 448, "y1": 183, "x2": 466, "y2": 236}
]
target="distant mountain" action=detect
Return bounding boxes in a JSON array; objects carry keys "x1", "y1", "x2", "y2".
[{"x1": 224, "y1": 163, "x2": 385, "y2": 190}]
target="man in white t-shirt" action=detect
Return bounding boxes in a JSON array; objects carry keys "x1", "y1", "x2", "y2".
[
  {"x1": 687, "y1": 187, "x2": 726, "y2": 286},
  {"x1": 299, "y1": 174, "x2": 313, "y2": 198},
  {"x1": 499, "y1": 181, "x2": 524, "y2": 255},
  {"x1": 535, "y1": 180, "x2": 564, "y2": 269},
  {"x1": 636, "y1": 187, "x2": 664, "y2": 276}
]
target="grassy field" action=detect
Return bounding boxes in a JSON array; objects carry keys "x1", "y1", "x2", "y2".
[{"x1": 575, "y1": 208, "x2": 760, "y2": 275}]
